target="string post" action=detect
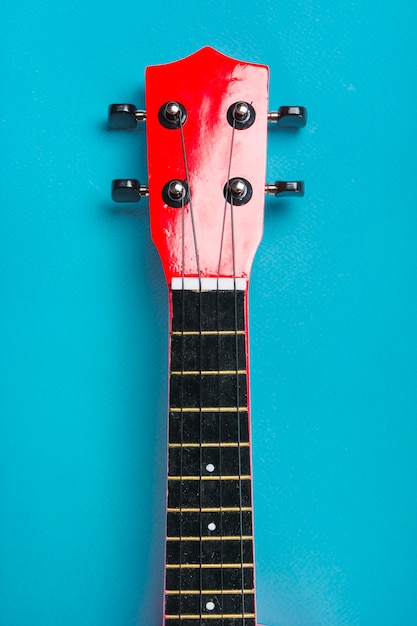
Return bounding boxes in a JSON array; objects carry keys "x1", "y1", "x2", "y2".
[
  {"x1": 158, "y1": 101, "x2": 187, "y2": 129},
  {"x1": 227, "y1": 101, "x2": 256, "y2": 130},
  {"x1": 233, "y1": 102, "x2": 250, "y2": 123},
  {"x1": 163, "y1": 179, "x2": 190, "y2": 208},
  {"x1": 224, "y1": 177, "x2": 253, "y2": 206},
  {"x1": 165, "y1": 101, "x2": 181, "y2": 121},
  {"x1": 229, "y1": 179, "x2": 247, "y2": 199},
  {"x1": 168, "y1": 180, "x2": 187, "y2": 200}
]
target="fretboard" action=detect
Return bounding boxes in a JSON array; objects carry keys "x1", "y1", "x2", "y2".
[{"x1": 164, "y1": 288, "x2": 256, "y2": 626}]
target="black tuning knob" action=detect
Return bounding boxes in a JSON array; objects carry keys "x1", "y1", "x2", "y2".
[
  {"x1": 108, "y1": 104, "x2": 146, "y2": 130},
  {"x1": 111, "y1": 179, "x2": 149, "y2": 203},
  {"x1": 268, "y1": 106, "x2": 307, "y2": 128},
  {"x1": 265, "y1": 181, "x2": 305, "y2": 197}
]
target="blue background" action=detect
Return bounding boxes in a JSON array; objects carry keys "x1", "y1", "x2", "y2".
[{"x1": 1, "y1": 1, "x2": 416, "y2": 625}]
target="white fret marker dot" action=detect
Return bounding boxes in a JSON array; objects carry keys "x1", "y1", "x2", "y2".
[
  {"x1": 208, "y1": 522, "x2": 216, "y2": 531},
  {"x1": 206, "y1": 601, "x2": 215, "y2": 611},
  {"x1": 206, "y1": 463, "x2": 215, "y2": 473}
]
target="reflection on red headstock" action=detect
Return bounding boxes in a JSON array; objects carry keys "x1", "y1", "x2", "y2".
[{"x1": 145, "y1": 47, "x2": 269, "y2": 284}]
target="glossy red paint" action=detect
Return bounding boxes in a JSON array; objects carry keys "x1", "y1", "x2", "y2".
[{"x1": 145, "y1": 46, "x2": 269, "y2": 283}]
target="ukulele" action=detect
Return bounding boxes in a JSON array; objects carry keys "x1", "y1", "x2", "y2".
[{"x1": 108, "y1": 46, "x2": 306, "y2": 626}]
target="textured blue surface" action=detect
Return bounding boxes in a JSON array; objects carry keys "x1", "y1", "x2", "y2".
[{"x1": 1, "y1": 1, "x2": 417, "y2": 625}]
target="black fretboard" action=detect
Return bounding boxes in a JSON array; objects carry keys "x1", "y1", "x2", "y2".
[{"x1": 164, "y1": 289, "x2": 256, "y2": 626}]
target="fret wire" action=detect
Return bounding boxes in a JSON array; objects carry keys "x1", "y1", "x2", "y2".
[
  {"x1": 167, "y1": 507, "x2": 252, "y2": 513},
  {"x1": 165, "y1": 589, "x2": 254, "y2": 595},
  {"x1": 168, "y1": 443, "x2": 250, "y2": 448},
  {"x1": 166, "y1": 563, "x2": 254, "y2": 569},
  {"x1": 166, "y1": 536, "x2": 253, "y2": 541},
  {"x1": 170, "y1": 370, "x2": 247, "y2": 375},
  {"x1": 171, "y1": 330, "x2": 245, "y2": 336},
  {"x1": 165, "y1": 614, "x2": 255, "y2": 620},
  {"x1": 170, "y1": 407, "x2": 247, "y2": 413},
  {"x1": 168, "y1": 475, "x2": 251, "y2": 481}
]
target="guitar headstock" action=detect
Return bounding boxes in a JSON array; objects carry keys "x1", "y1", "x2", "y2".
[{"x1": 109, "y1": 47, "x2": 306, "y2": 286}]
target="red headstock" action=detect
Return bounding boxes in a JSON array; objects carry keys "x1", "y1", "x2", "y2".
[
  {"x1": 145, "y1": 47, "x2": 268, "y2": 284},
  {"x1": 109, "y1": 47, "x2": 306, "y2": 287}
]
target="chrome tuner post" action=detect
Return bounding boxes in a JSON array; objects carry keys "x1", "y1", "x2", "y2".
[
  {"x1": 265, "y1": 181, "x2": 305, "y2": 197},
  {"x1": 268, "y1": 106, "x2": 307, "y2": 128},
  {"x1": 108, "y1": 104, "x2": 146, "y2": 130}
]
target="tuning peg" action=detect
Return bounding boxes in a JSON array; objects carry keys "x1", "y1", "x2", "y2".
[
  {"x1": 108, "y1": 104, "x2": 146, "y2": 130},
  {"x1": 268, "y1": 106, "x2": 307, "y2": 128},
  {"x1": 265, "y1": 181, "x2": 305, "y2": 197},
  {"x1": 111, "y1": 179, "x2": 149, "y2": 202}
]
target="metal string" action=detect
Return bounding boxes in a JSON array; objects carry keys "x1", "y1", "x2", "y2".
[
  {"x1": 230, "y1": 194, "x2": 246, "y2": 623},
  {"x1": 179, "y1": 117, "x2": 201, "y2": 287},
  {"x1": 216, "y1": 118, "x2": 236, "y2": 625},
  {"x1": 216, "y1": 115, "x2": 247, "y2": 621},
  {"x1": 216, "y1": 114, "x2": 246, "y2": 620},
  {"x1": 216, "y1": 122, "x2": 236, "y2": 281},
  {"x1": 216, "y1": 279, "x2": 225, "y2": 626},
  {"x1": 178, "y1": 192, "x2": 186, "y2": 620},
  {"x1": 175, "y1": 109, "x2": 248, "y2": 622},
  {"x1": 177, "y1": 115, "x2": 204, "y2": 624},
  {"x1": 198, "y1": 286, "x2": 203, "y2": 626}
]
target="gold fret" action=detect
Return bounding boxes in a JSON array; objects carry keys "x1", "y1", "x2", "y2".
[
  {"x1": 168, "y1": 442, "x2": 249, "y2": 448},
  {"x1": 167, "y1": 507, "x2": 252, "y2": 513},
  {"x1": 165, "y1": 615, "x2": 255, "y2": 620},
  {"x1": 167, "y1": 535, "x2": 252, "y2": 541},
  {"x1": 170, "y1": 370, "x2": 246, "y2": 376},
  {"x1": 168, "y1": 475, "x2": 251, "y2": 481},
  {"x1": 165, "y1": 589, "x2": 254, "y2": 595},
  {"x1": 166, "y1": 563, "x2": 253, "y2": 569},
  {"x1": 171, "y1": 330, "x2": 245, "y2": 336},
  {"x1": 170, "y1": 407, "x2": 248, "y2": 413}
]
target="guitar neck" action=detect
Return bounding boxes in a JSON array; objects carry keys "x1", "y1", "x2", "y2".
[
  {"x1": 108, "y1": 46, "x2": 307, "y2": 625},
  {"x1": 164, "y1": 283, "x2": 257, "y2": 625}
]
